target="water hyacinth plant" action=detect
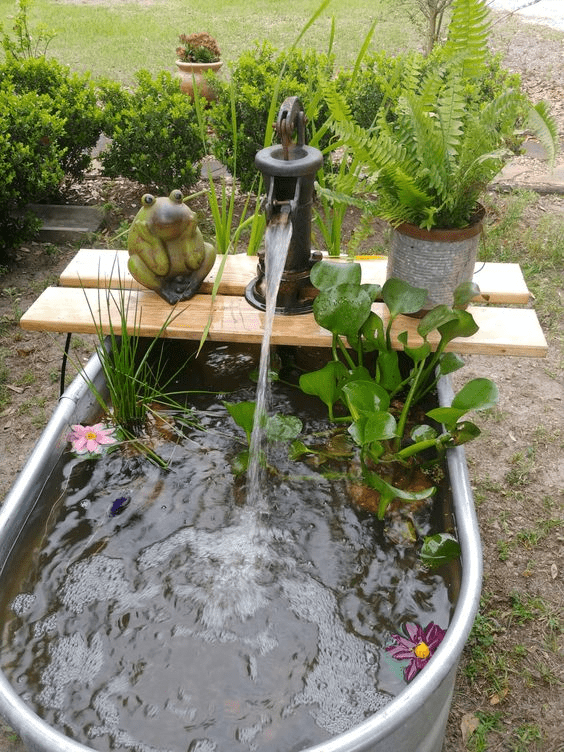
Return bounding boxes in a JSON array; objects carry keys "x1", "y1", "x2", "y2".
[{"x1": 298, "y1": 260, "x2": 498, "y2": 519}]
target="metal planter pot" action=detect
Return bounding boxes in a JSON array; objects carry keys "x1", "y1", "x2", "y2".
[
  {"x1": 387, "y1": 211, "x2": 485, "y2": 311},
  {"x1": 0, "y1": 351, "x2": 482, "y2": 752}
]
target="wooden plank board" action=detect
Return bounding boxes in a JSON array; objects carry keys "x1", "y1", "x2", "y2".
[
  {"x1": 59, "y1": 249, "x2": 259, "y2": 296},
  {"x1": 59, "y1": 249, "x2": 531, "y2": 305},
  {"x1": 20, "y1": 286, "x2": 548, "y2": 357}
]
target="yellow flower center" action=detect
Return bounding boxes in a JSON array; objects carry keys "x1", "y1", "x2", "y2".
[
  {"x1": 85, "y1": 431, "x2": 97, "y2": 440},
  {"x1": 414, "y1": 641, "x2": 430, "y2": 660}
]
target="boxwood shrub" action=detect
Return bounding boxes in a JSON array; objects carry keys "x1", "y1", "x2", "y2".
[
  {"x1": 0, "y1": 82, "x2": 65, "y2": 257},
  {"x1": 99, "y1": 70, "x2": 206, "y2": 193},
  {"x1": 0, "y1": 56, "x2": 103, "y2": 183}
]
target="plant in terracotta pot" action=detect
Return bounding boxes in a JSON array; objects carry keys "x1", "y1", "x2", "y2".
[
  {"x1": 175, "y1": 32, "x2": 222, "y2": 101},
  {"x1": 324, "y1": 0, "x2": 558, "y2": 310}
]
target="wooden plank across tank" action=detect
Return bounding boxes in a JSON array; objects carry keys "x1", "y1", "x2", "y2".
[
  {"x1": 19, "y1": 248, "x2": 548, "y2": 357},
  {"x1": 60, "y1": 249, "x2": 530, "y2": 305}
]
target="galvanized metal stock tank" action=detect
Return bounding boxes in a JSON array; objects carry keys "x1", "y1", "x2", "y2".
[{"x1": 0, "y1": 351, "x2": 482, "y2": 752}]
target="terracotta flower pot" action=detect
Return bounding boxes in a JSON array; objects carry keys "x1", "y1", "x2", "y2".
[
  {"x1": 387, "y1": 206, "x2": 485, "y2": 311},
  {"x1": 175, "y1": 60, "x2": 222, "y2": 101}
]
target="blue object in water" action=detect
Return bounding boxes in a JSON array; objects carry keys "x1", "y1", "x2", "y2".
[{"x1": 110, "y1": 496, "x2": 129, "y2": 516}]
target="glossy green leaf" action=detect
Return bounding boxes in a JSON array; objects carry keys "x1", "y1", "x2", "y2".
[
  {"x1": 232, "y1": 449, "x2": 250, "y2": 476},
  {"x1": 341, "y1": 380, "x2": 390, "y2": 419},
  {"x1": 451, "y1": 377, "x2": 499, "y2": 411},
  {"x1": 417, "y1": 305, "x2": 458, "y2": 338},
  {"x1": 382, "y1": 278, "x2": 428, "y2": 318},
  {"x1": 361, "y1": 283, "x2": 382, "y2": 302},
  {"x1": 376, "y1": 350, "x2": 402, "y2": 391},
  {"x1": 438, "y1": 352, "x2": 465, "y2": 375},
  {"x1": 310, "y1": 259, "x2": 361, "y2": 290},
  {"x1": 313, "y1": 283, "x2": 372, "y2": 339},
  {"x1": 348, "y1": 411, "x2": 397, "y2": 446},
  {"x1": 224, "y1": 400, "x2": 255, "y2": 443},
  {"x1": 451, "y1": 420, "x2": 481, "y2": 444},
  {"x1": 299, "y1": 360, "x2": 348, "y2": 415},
  {"x1": 426, "y1": 405, "x2": 465, "y2": 428},
  {"x1": 289, "y1": 440, "x2": 310, "y2": 460},
  {"x1": 362, "y1": 468, "x2": 435, "y2": 519},
  {"x1": 453, "y1": 280, "x2": 481, "y2": 308},
  {"x1": 341, "y1": 366, "x2": 373, "y2": 385},
  {"x1": 410, "y1": 423, "x2": 438, "y2": 442},
  {"x1": 427, "y1": 378, "x2": 497, "y2": 428},
  {"x1": 360, "y1": 311, "x2": 386, "y2": 352},
  {"x1": 420, "y1": 533, "x2": 461, "y2": 568},
  {"x1": 398, "y1": 330, "x2": 432, "y2": 363},
  {"x1": 437, "y1": 309, "x2": 479, "y2": 344}
]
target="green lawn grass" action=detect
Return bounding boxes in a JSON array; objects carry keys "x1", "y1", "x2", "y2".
[{"x1": 0, "y1": 0, "x2": 420, "y2": 83}]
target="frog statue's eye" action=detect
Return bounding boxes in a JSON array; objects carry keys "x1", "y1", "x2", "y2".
[
  {"x1": 169, "y1": 189, "x2": 184, "y2": 204},
  {"x1": 142, "y1": 194, "x2": 155, "y2": 206}
]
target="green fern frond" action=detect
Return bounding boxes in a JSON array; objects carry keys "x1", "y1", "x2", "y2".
[
  {"x1": 320, "y1": 0, "x2": 557, "y2": 231},
  {"x1": 398, "y1": 92, "x2": 451, "y2": 200},
  {"x1": 388, "y1": 168, "x2": 434, "y2": 217},
  {"x1": 443, "y1": 0, "x2": 490, "y2": 79},
  {"x1": 436, "y1": 71, "x2": 466, "y2": 158},
  {"x1": 330, "y1": 110, "x2": 407, "y2": 177},
  {"x1": 527, "y1": 100, "x2": 559, "y2": 167},
  {"x1": 323, "y1": 83, "x2": 353, "y2": 126}
]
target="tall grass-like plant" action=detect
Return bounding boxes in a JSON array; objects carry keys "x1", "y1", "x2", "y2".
[
  {"x1": 74, "y1": 263, "x2": 201, "y2": 465},
  {"x1": 311, "y1": 19, "x2": 379, "y2": 257},
  {"x1": 193, "y1": 78, "x2": 265, "y2": 258}
]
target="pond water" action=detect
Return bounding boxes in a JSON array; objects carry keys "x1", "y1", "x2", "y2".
[{"x1": 0, "y1": 343, "x2": 456, "y2": 752}]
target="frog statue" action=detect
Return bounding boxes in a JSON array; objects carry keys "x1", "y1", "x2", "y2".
[{"x1": 127, "y1": 190, "x2": 216, "y2": 305}]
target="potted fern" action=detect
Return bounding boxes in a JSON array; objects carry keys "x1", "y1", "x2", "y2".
[
  {"x1": 326, "y1": 0, "x2": 558, "y2": 310},
  {"x1": 175, "y1": 32, "x2": 222, "y2": 101}
]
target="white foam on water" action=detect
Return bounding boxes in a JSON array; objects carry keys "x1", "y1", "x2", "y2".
[
  {"x1": 10, "y1": 593, "x2": 36, "y2": 616},
  {"x1": 282, "y1": 577, "x2": 389, "y2": 734},
  {"x1": 59, "y1": 554, "x2": 131, "y2": 614},
  {"x1": 59, "y1": 507, "x2": 387, "y2": 745},
  {"x1": 138, "y1": 508, "x2": 294, "y2": 633},
  {"x1": 38, "y1": 631, "x2": 104, "y2": 711}
]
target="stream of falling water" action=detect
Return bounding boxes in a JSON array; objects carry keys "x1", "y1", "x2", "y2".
[{"x1": 245, "y1": 219, "x2": 292, "y2": 507}]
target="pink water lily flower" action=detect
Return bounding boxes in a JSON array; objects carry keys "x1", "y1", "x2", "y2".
[
  {"x1": 68, "y1": 423, "x2": 117, "y2": 455},
  {"x1": 386, "y1": 621, "x2": 446, "y2": 682}
]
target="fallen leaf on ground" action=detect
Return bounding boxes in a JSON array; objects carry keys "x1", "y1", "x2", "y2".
[{"x1": 461, "y1": 712, "x2": 480, "y2": 744}]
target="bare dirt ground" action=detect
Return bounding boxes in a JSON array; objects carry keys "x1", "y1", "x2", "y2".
[{"x1": 0, "y1": 11, "x2": 563, "y2": 752}]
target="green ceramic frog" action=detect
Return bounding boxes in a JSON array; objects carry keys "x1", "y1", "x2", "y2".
[{"x1": 127, "y1": 190, "x2": 216, "y2": 304}]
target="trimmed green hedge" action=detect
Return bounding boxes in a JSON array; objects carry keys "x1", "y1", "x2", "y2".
[
  {"x1": 1, "y1": 57, "x2": 102, "y2": 182},
  {"x1": 0, "y1": 82, "x2": 65, "y2": 255},
  {"x1": 99, "y1": 70, "x2": 206, "y2": 193}
]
